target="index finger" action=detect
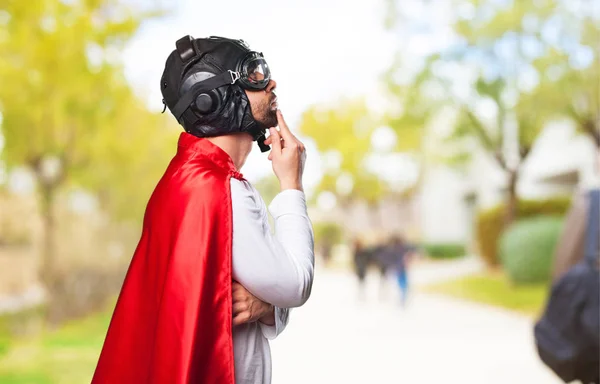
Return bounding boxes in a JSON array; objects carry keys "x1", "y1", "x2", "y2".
[
  {"x1": 276, "y1": 110, "x2": 296, "y2": 141},
  {"x1": 269, "y1": 128, "x2": 282, "y2": 153}
]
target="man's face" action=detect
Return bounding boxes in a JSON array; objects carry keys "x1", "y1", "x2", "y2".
[{"x1": 245, "y1": 79, "x2": 278, "y2": 128}]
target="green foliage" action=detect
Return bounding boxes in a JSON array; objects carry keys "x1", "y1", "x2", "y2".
[
  {"x1": 298, "y1": 99, "x2": 390, "y2": 205},
  {"x1": 79, "y1": 107, "x2": 178, "y2": 222},
  {"x1": 0, "y1": 0, "x2": 175, "y2": 222},
  {"x1": 0, "y1": 304, "x2": 46, "y2": 359},
  {"x1": 450, "y1": 0, "x2": 600, "y2": 147},
  {"x1": 0, "y1": 337, "x2": 9, "y2": 358},
  {"x1": 312, "y1": 221, "x2": 344, "y2": 263},
  {"x1": 384, "y1": 0, "x2": 600, "y2": 229},
  {"x1": 0, "y1": 321, "x2": 11, "y2": 358},
  {"x1": 0, "y1": 302, "x2": 114, "y2": 384},
  {"x1": 421, "y1": 243, "x2": 465, "y2": 260},
  {"x1": 531, "y1": 44, "x2": 600, "y2": 147},
  {"x1": 1, "y1": 0, "x2": 142, "y2": 168},
  {"x1": 475, "y1": 197, "x2": 571, "y2": 266},
  {"x1": 423, "y1": 271, "x2": 549, "y2": 316},
  {"x1": 253, "y1": 175, "x2": 280, "y2": 206},
  {"x1": 252, "y1": 175, "x2": 280, "y2": 229},
  {"x1": 300, "y1": 99, "x2": 374, "y2": 159},
  {"x1": 499, "y1": 216, "x2": 564, "y2": 285},
  {"x1": 313, "y1": 221, "x2": 344, "y2": 247}
]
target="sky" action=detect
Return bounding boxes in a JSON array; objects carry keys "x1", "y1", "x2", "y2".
[{"x1": 121, "y1": 0, "x2": 398, "y2": 193}]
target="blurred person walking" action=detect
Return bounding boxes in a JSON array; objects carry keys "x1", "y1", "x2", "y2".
[
  {"x1": 92, "y1": 35, "x2": 315, "y2": 384},
  {"x1": 352, "y1": 239, "x2": 368, "y2": 297},
  {"x1": 386, "y1": 235, "x2": 417, "y2": 307}
]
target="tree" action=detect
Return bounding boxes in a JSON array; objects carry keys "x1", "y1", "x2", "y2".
[
  {"x1": 312, "y1": 222, "x2": 343, "y2": 264},
  {"x1": 0, "y1": 0, "x2": 168, "y2": 289},
  {"x1": 253, "y1": 174, "x2": 280, "y2": 208},
  {"x1": 384, "y1": 0, "x2": 599, "y2": 225},
  {"x1": 530, "y1": 12, "x2": 600, "y2": 148},
  {"x1": 76, "y1": 97, "x2": 178, "y2": 223},
  {"x1": 298, "y1": 98, "x2": 389, "y2": 209}
]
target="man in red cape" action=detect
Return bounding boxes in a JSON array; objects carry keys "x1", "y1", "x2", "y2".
[{"x1": 92, "y1": 35, "x2": 315, "y2": 384}]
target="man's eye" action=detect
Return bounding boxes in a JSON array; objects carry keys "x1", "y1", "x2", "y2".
[{"x1": 250, "y1": 72, "x2": 265, "y2": 81}]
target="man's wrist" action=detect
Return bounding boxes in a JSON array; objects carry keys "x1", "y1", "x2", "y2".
[
  {"x1": 279, "y1": 180, "x2": 303, "y2": 192},
  {"x1": 258, "y1": 304, "x2": 275, "y2": 326}
]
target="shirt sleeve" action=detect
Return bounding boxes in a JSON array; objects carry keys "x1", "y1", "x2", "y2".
[
  {"x1": 258, "y1": 306, "x2": 290, "y2": 340},
  {"x1": 230, "y1": 179, "x2": 315, "y2": 309}
]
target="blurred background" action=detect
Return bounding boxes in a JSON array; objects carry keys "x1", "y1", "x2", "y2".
[{"x1": 0, "y1": 0, "x2": 598, "y2": 383}]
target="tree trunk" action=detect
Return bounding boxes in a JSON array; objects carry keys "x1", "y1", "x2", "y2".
[
  {"x1": 30, "y1": 157, "x2": 65, "y2": 291},
  {"x1": 38, "y1": 182, "x2": 58, "y2": 289},
  {"x1": 504, "y1": 169, "x2": 519, "y2": 228},
  {"x1": 321, "y1": 244, "x2": 332, "y2": 265},
  {"x1": 582, "y1": 119, "x2": 600, "y2": 149}
]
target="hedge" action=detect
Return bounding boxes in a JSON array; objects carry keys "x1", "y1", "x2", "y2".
[
  {"x1": 475, "y1": 197, "x2": 571, "y2": 266},
  {"x1": 421, "y1": 243, "x2": 466, "y2": 259},
  {"x1": 499, "y1": 216, "x2": 564, "y2": 284}
]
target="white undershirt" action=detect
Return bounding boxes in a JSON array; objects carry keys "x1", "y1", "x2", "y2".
[{"x1": 230, "y1": 178, "x2": 315, "y2": 384}]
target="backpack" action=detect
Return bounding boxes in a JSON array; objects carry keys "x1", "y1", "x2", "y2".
[{"x1": 534, "y1": 189, "x2": 600, "y2": 384}]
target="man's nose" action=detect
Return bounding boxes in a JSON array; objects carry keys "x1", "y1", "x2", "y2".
[{"x1": 265, "y1": 79, "x2": 277, "y2": 93}]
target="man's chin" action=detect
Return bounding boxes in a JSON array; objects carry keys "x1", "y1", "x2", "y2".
[{"x1": 259, "y1": 111, "x2": 278, "y2": 128}]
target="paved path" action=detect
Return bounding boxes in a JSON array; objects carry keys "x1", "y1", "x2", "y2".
[{"x1": 270, "y1": 260, "x2": 561, "y2": 384}]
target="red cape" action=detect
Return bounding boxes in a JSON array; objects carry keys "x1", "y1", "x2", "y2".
[{"x1": 93, "y1": 133, "x2": 242, "y2": 383}]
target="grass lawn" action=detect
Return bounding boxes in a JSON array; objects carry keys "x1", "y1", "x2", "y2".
[
  {"x1": 422, "y1": 269, "x2": 551, "y2": 317},
  {"x1": 0, "y1": 306, "x2": 113, "y2": 384}
]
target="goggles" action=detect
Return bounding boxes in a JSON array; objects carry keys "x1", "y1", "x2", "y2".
[{"x1": 235, "y1": 51, "x2": 271, "y2": 90}]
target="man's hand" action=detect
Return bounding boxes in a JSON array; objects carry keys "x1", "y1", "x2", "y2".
[
  {"x1": 264, "y1": 110, "x2": 306, "y2": 192},
  {"x1": 232, "y1": 281, "x2": 275, "y2": 326}
]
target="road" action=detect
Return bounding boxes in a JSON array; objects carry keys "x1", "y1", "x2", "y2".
[{"x1": 270, "y1": 260, "x2": 561, "y2": 384}]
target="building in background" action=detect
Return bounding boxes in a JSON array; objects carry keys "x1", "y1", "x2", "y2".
[{"x1": 416, "y1": 122, "x2": 599, "y2": 250}]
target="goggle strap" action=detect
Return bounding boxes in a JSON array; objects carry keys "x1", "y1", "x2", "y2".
[
  {"x1": 247, "y1": 126, "x2": 270, "y2": 152},
  {"x1": 172, "y1": 71, "x2": 240, "y2": 120}
]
